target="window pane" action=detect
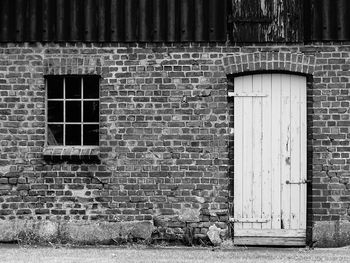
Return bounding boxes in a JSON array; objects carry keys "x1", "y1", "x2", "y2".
[
  {"x1": 47, "y1": 124, "x2": 63, "y2": 145},
  {"x1": 47, "y1": 101, "x2": 63, "y2": 122},
  {"x1": 66, "y1": 76, "x2": 81, "y2": 99},
  {"x1": 83, "y1": 125, "x2": 99, "y2": 145},
  {"x1": 83, "y1": 101, "x2": 99, "y2": 122},
  {"x1": 47, "y1": 77, "x2": 63, "y2": 99},
  {"x1": 66, "y1": 125, "x2": 81, "y2": 145},
  {"x1": 66, "y1": 101, "x2": 81, "y2": 122},
  {"x1": 83, "y1": 76, "x2": 99, "y2": 98}
]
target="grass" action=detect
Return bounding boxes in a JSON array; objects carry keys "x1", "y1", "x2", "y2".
[{"x1": 0, "y1": 244, "x2": 350, "y2": 263}]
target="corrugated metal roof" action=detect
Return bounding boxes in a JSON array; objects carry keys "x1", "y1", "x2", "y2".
[
  {"x1": 305, "y1": 0, "x2": 350, "y2": 41},
  {"x1": 0, "y1": 0, "x2": 228, "y2": 43}
]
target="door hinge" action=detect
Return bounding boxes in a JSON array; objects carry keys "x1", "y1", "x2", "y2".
[
  {"x1": 230, "y1": 217, "x2": 269, "y2": 223},
  {"x1": 228, "y1": 91, "x2": 267, "y2": 97},
  {"x1": 286, "y1": 179, "x2": 311, "y2": 185}
]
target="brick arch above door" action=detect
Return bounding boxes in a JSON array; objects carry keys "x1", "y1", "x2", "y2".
[{"x1": 223, "y1": 52, "x2": 316, "y2": 76}]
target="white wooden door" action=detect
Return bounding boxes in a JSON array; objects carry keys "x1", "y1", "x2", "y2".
[{"x1": 231, "y1": 73, "x2": 307, "y2": 246}]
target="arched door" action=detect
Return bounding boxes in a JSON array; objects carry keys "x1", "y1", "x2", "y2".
[{"x1": 231, "y1": 73, "x2": 307, "y2": 246}]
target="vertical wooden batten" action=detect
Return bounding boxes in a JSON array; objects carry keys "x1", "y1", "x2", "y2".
[
  {"x1": 0, "y1": 0, "x2": 10, "y2": 42},
  {"x1": 336, "y1": 0, "x2": 348, "y2": 40},
  {"x1": 321, "y1": 0, "x2": 331, "y2": 40},
  {"x1": 124, "y1": 0, "x2": 136, "y2": 42},
  {"x1": 194, "y1": 0, "x2": 205, "y2": 41},
  {"x1": 208, "y1": 0, "x2": 217, "y2": 41},
  {"x1": 84, "y1": 0, "x2": 95, "y2": 42},
  {"x1": 69, "y1": 0, "x2": 79, "y2": 41},
  {"x1": 55, "y1": 0, "x2": 65, "y2": 41},
  {"x1": 138, "y1": 0, "x2": 149, "y2": 42},
  {"x1": 110, "y1": 0, "x2": 118, "y2": 41},
  {"x1": 28, "y1": 0, "x2": 37, "y2": 41},
  {"x1": 310, "y1": 0, "x2": 322, "y2": 40},
  {"x1": 15, "y1": 0, "x2": 24, "y2": 42},
  {"x1": 152, "y1": 0, "x2": 162, "y2": 42},
  {"x1": 180, "y1": 0, "x2": 190, "y2": 41},
  {"x1": 98, "y1": 0, "x2": 106, "y2": 42},
  {"x1": 166, "y1": 0, "x2": 176, "y2": 42},
  {"x1": 42, "y1": 0, "x2": 50, "y2": 41}
]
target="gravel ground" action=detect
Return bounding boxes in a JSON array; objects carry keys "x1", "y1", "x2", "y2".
[{"x1": 0, "y1": 244, "x2": 349, "y2": 263}]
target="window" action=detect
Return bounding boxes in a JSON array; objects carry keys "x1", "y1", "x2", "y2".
[{"x1": 46, "y1": 75, "x2": 99, "y2": 146}]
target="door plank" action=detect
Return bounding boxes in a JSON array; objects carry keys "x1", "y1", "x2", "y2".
[
  {"x1": 233, "y1": 237, "x2": 305, "y2": 246},
  {"x1": 270, "y1": 74, "x2": 282, "y2": 229},
  {"x1": 233, "y1": 76, "x2": 244, "y2": 230},
  {"x1": 290, "y1": 74, "x2": 301, "y2": 229},
  {"x1": 298, "y1": 75, "x2": 307, "y2": 230},
  {"x1": 280, "y1": 74, "x2": 292, "y2": 230},
  {"x1": 234, "y1": 228, "x2": 305, "y2": 237},
  {"x1": 242, "y1": 75, "x2": 253, "y2": 230},
  {"x1": 252, "y1": 74, "x2": 263, "y2": 230},
  {"x1": 261, "y1": 74, "x2": 272, "y2": 230}
]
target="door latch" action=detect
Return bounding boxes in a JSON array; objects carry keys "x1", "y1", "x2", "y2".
[{"x1": 286, "y1": 179, "x2": 311, "y2": 184}]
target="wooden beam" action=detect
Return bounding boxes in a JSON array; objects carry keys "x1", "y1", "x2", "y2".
[
  {"x1": 234, "y1": 237, "x2": 305, "y2": 246},
  {"x1": 234, "y1": 229, "x2": 305, "y2": 237}
]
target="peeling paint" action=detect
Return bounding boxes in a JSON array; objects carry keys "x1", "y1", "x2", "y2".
[{"x1": 230, "y1": 0, "x2": 302, "y2": 42}]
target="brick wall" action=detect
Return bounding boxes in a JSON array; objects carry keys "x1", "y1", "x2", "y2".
[{"x1": 0, "y1": 42, "x2": 349, "y2": 245}]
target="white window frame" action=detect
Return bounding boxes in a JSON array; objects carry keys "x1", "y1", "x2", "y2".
[{"x1": 46, "y1": 76, "x2": 100, "y2": 147}]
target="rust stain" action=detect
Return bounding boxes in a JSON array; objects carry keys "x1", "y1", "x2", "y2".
[{"x1": 285, "y1": 157, "x2": 291, "y2": 165}]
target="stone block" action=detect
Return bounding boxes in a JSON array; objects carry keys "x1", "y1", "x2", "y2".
[
  {"x1": 0, "y1": 219, "x2": 155, "y2": 244},
  {"x1": 313, "y1": 220, "x2": 350, "y2": 247}
]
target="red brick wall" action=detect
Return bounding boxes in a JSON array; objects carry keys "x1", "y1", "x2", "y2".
[{"x1": 0, "y1": 43, "x2": 349, "y2": 244}]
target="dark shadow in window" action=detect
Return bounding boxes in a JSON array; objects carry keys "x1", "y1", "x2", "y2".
[
  {"x1": 47, "y1": 77, "x2": 63, "y2": 99},
  {"x1": 66, "y1": 76, "x2": 81, "y2": 99},
  {"x1": 66, "y1": 124, "x2": 81, "y2": 145},
  {"x1": 66, "y1": 101, "x2": 81, "y2": 122},
  {"x1": 84, "y1": 76, "x2": 99, "y2": 98},
  {"x1": 83, "y1": 101, "x2": 99, "y2": 122},
  {"x1": 83, "y1": 124, "x2": 99, "y2": 145},
  {"x1": 48, "y1": 101, "x2": 63, "y2": 122}
]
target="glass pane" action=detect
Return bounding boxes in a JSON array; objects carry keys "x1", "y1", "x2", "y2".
[
  {"x1": 83, "y1": 125, "x2": 99, "y2": 145},
  {"x1": 47, "y1": 124, "x2": 63, "y2": 145},
  {"x1": 47, "y1": 101, "x2": 63, "y2": 122},
  {"x1": 66, "y1": 101, "x2": 81, "y2": 122},
  {"x1": 83, "y1": 76, "x2": 99, "y2": 98},
  {"x1": 65, "y1": 76, "x2": 81, "y2": 99},
  {"x1": 47, "y1": 77, "x2": 63, "y2": 99},
  {"x1": 66, "y1": 125, "x2": 81, "y2": 145},
  {"x1": 83, "y1": 101, "x2": 99, "y2": 122}
]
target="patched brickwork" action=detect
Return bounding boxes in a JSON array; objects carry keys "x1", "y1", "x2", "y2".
[{"x1": 0, "y1": 43, "x2": 349, "y2": 245}]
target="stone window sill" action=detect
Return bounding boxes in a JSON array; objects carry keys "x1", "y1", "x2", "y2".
[{"x1": 43, "y1": 146, "x2": 100, "y2": 163}]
